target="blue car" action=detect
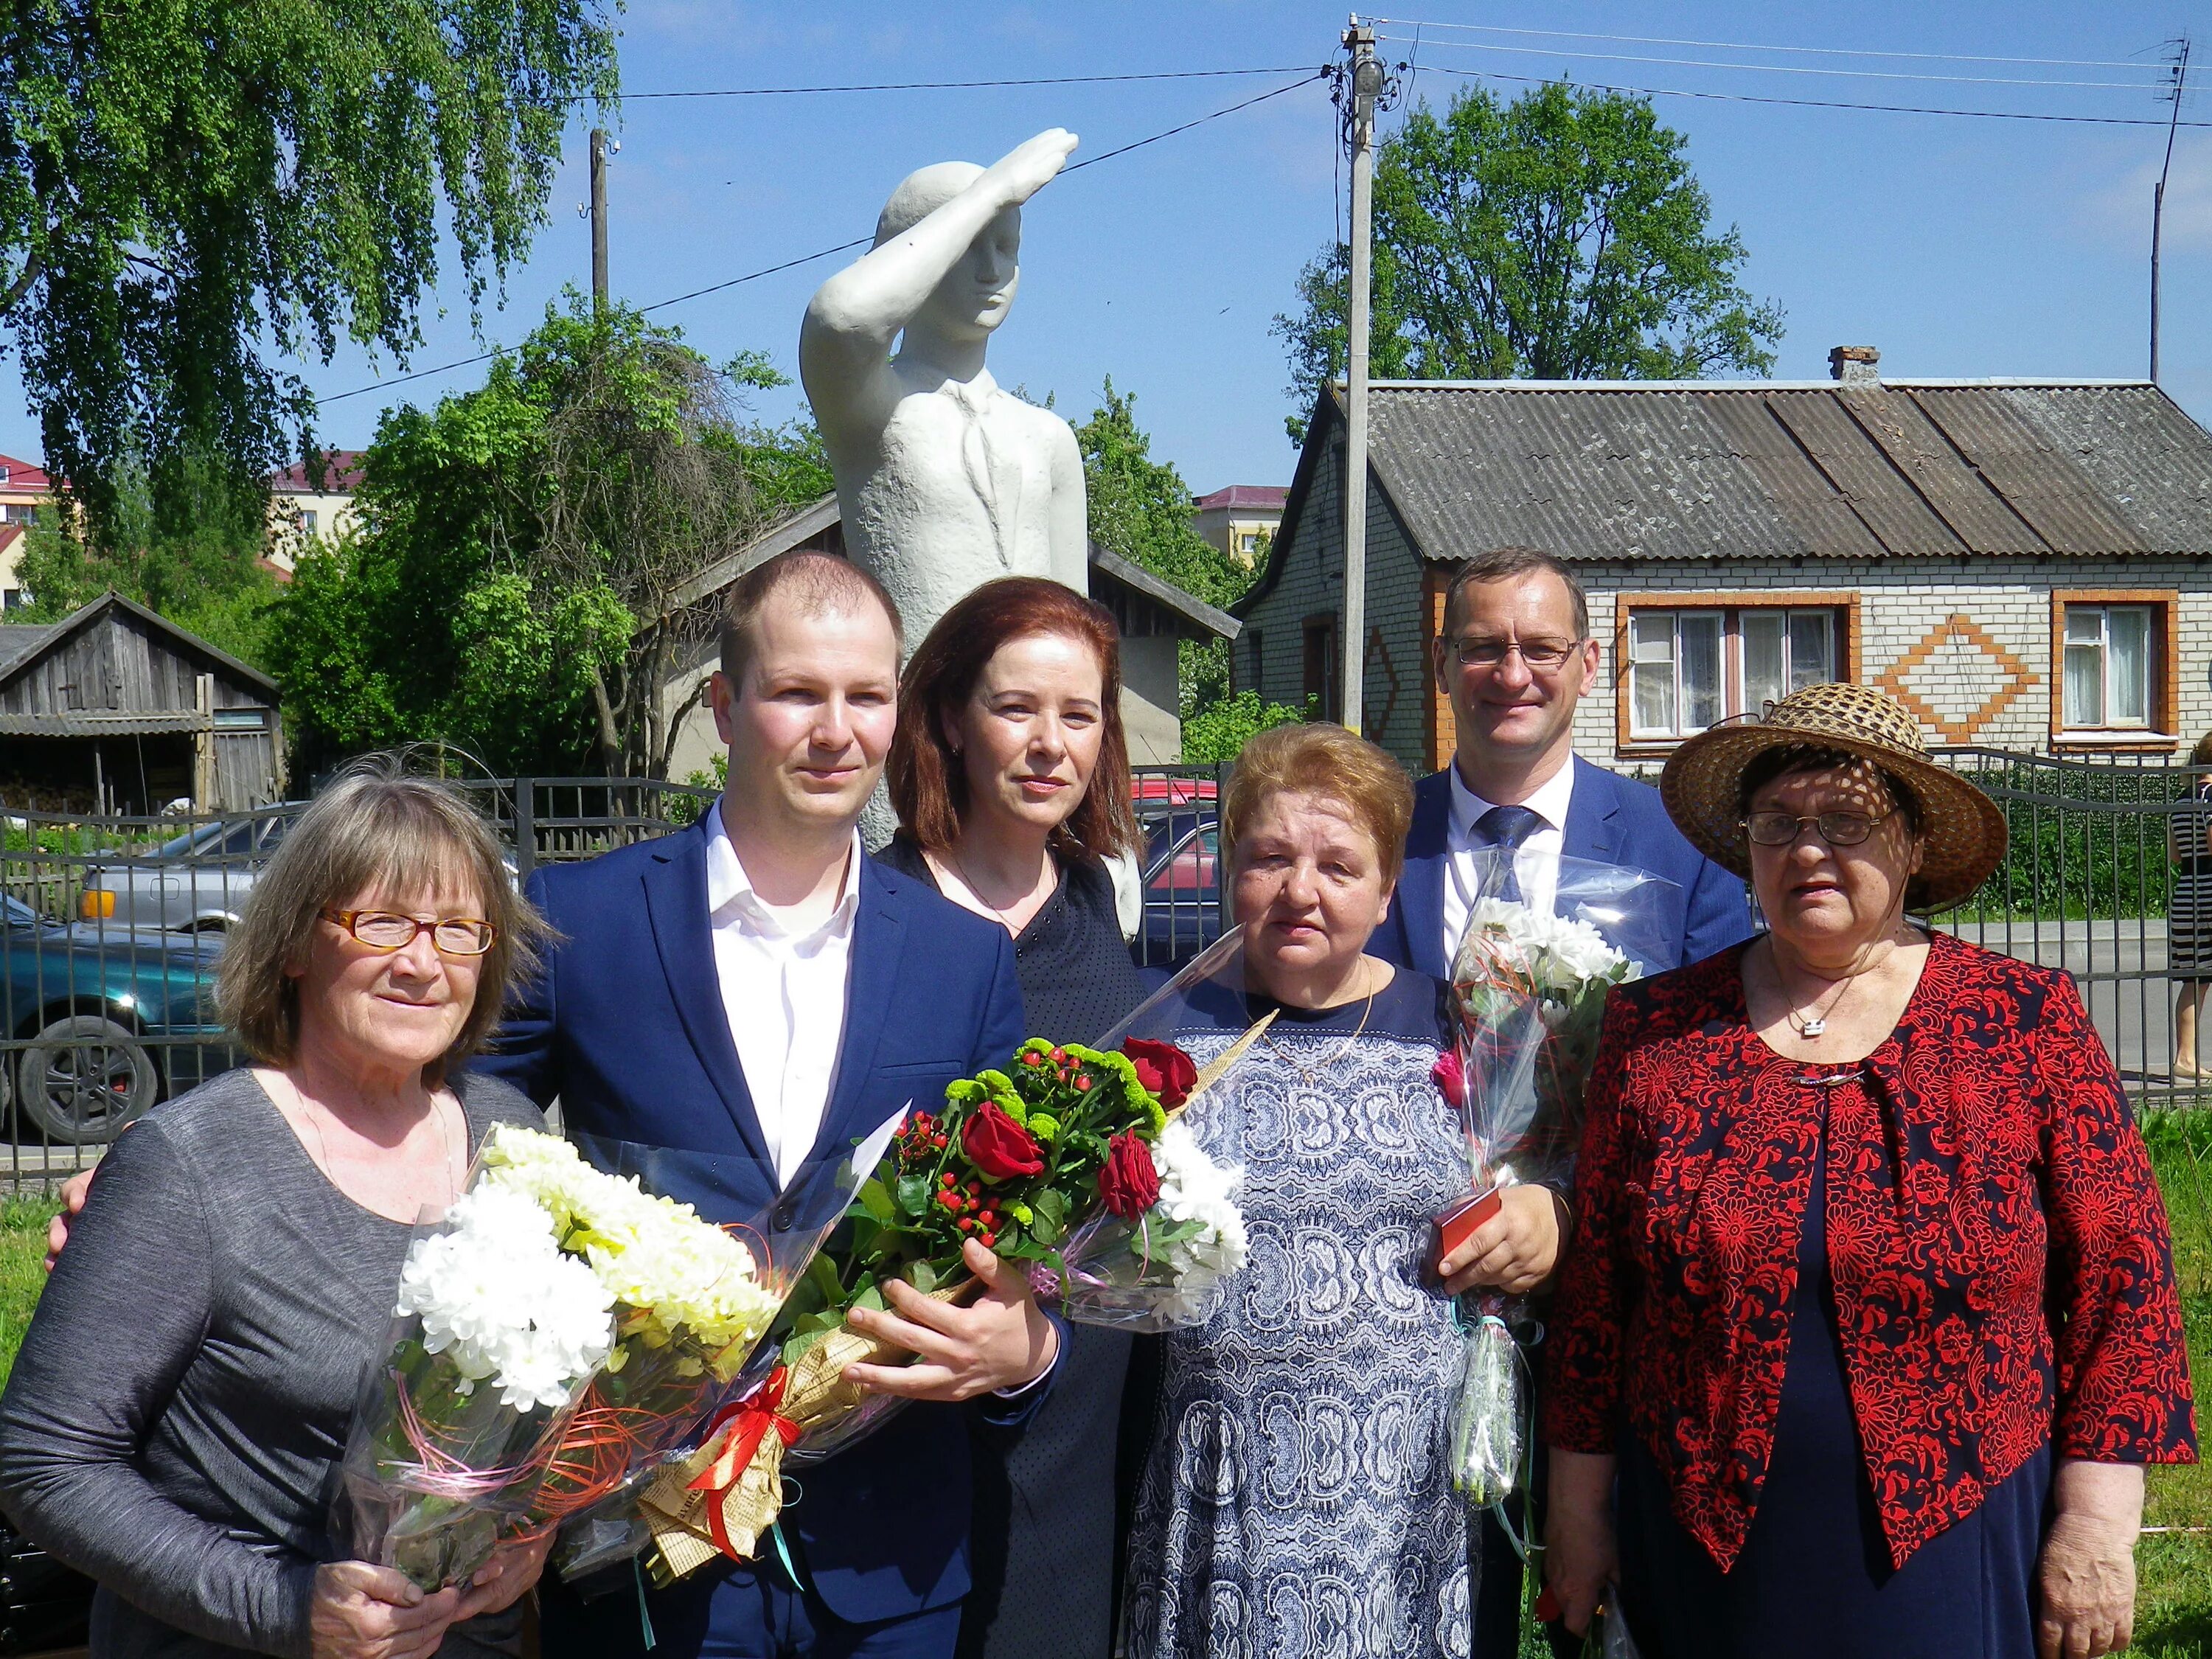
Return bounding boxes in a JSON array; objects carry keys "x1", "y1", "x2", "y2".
[{"x1": 1, "y1": 894, "x2": 233, "y2": 1145}]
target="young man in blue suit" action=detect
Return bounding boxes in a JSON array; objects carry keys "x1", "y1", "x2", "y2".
[
  {"x1": 481, "y1": 552, "x2": 1061, "y2": 1659},
  {"x1": 1369, "y1": 546, "x2": 1752, "y2": 1656}
]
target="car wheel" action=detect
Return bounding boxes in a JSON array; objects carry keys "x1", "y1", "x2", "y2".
[{"x1": 14, "y1": 1015, "x2": 158, "y2": 1145}]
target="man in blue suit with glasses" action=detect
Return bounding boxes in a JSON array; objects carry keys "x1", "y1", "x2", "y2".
[
  {"x1": 1369, "y1": 545, "x2": 1752, "y2": 1655},
  {"x1": 481, "y1": 551, "x2": 1060, "y2": 1659}
]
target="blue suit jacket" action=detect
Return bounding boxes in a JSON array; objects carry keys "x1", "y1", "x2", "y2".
[
  {"x1": 1372, "y1": 756, "x2": 1755, "y2": 978},
  {"x1": 473, "y1": 815, "x2": 1033, "y2": 1631}
]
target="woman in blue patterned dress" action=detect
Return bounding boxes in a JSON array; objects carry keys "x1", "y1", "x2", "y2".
[{"x1": 1124, "y1": 723, "x2": 1557, "y2": 1659}]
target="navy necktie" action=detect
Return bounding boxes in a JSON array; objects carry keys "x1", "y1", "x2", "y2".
[{"x1": 1475, "y1": 804, "x2": 1545, "y2": 905}]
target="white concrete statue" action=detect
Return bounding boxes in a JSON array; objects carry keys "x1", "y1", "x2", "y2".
[{"x1": 801, "y1": 128, "x2": 1090, "y2": 643}]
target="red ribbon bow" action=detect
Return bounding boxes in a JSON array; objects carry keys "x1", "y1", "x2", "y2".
[{"x1": 687, "y1": 1366, "x2": 804, "y2": 1559}]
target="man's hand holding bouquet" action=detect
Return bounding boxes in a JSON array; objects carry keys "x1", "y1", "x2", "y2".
[{"x1": 640, "y1": 1033, "x2": 1248, "y2": 1580}]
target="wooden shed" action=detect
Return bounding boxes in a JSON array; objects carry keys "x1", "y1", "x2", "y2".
[{"x1": 0, "y1": 593, "x2": 283, "y2": 813}]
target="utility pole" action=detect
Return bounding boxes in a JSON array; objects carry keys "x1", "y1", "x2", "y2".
[
  {"x1": 1341, "y1": 18, "x2": 1382, "y2": 735},
  {"x1": 589, "y1": 128, "x2": 611, "y2": 310},
  {"x1": 2152, "y1": 39, "x2": 2190, "y2": 383}
]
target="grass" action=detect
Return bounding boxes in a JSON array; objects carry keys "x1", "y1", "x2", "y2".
[
  {"x1": 1, "y1": 1194, "x2": 51, "y2": 1385},
  {"x1": 6, "y1": 1130, "x2": 2212, "y2": 1652},
  {"x1": 2131, "y1": 1111, "x2": 2212, "y2": 1658}
]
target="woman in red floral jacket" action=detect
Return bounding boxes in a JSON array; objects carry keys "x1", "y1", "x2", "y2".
[{"x1": 1543, "y1": 684, "x2": 2196, "y2": 1659}]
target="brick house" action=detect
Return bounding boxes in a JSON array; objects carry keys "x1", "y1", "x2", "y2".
[{"x1": 1234, "y1": 349, "x2": 2212, "y2": 775}]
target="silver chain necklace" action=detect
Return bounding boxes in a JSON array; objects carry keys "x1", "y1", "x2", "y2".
[{"x1": 276, "y1": 1072, "x2": 462, "y2": 1211}]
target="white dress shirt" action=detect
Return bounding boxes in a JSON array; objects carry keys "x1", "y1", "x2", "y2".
[
  {"x1": 704, "y1": 804, "x2": 861, "y2": 1189},
  {"x1": 1441, "y1": 761, "x2": 1576, "y2": 971}
]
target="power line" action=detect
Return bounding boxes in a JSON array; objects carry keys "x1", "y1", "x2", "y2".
[
  {"x1": 316, "y1": 71, "x2": 1326, "y2": 410},
  {"x1": 1364, "y1": 18, "x2": 2182, "y2": 75},
  {"x1": 623, "y1": 66, "x2": 1324, "y2": 99},
  {"x1": 1413, "y1": 62, "x2": 2212, "y2": 128},
  {"x1": 1373, "y1": 32, "x2": 2175, "y2": 92},
  {"x1": 1062, "y1": 70, "x2": 1325, "y2": 173}
]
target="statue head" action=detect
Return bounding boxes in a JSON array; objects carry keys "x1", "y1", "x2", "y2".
[{"x1": 875, "y1": 161, "x2": 1021, "y2": 344}]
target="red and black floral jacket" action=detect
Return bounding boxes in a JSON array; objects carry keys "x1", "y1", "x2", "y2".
[{"x1": 1543, "y1": 931, "x2": 2196, "y2": 1571}]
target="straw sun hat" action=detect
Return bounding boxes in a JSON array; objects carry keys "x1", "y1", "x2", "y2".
[{"x1": 1658, "y1": 682, "x2": 2008, "y2": 912}]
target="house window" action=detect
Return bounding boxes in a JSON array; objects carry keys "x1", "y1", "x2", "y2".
[
  {"x1": 1628, "y1": 605, "x2": 1841, "y2": 740},
  {"x1": 2061, "y1": 602, "x2": 2154, "y2": 730},
  {"x1": 1247, "y1": 628, "x2": 1263, "y2": 692},
  {"x1": 299, "y1": 508, "x2": 319, "y2": 536}
]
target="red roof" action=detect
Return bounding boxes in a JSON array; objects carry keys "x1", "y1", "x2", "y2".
[
  {"x1": 269, "y1": 449, "x2": 367, "y2": 493},
  {"x1": 1194, "y1": 484, "x2": 1287, "y2": 512},
  {"x1": 0, "y1": 453, "x2": 55, "y2": 493}
]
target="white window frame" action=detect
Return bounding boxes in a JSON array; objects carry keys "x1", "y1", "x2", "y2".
[
  {"x1": 1626, "y1": 605, "x2": 1845, "y2": 742},
  {"x1": 2060, "y1": 602, "x2": 2156, "y2": 732}
]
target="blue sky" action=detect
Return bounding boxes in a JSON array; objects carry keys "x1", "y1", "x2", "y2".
[{"x1": 1, "y1": 0, "x2": 2207, "y2": 495}]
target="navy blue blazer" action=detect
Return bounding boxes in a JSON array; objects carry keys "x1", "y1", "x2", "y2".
[
  {"x1": 1371, "y1": 756, "x2": 1755, "y2": 979},
  {"x1": 473, "y1": 815, "x2": 1032, "y2": 1630}
]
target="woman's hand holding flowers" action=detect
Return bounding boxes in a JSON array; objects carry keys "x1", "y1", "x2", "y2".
[
  {"x1": 450, "y1": 1528, "x2": 554, "y2": 1623},
  {"x1": 841, "y1": 1237, "x2": 1060, "y2": 1400},
  {"x1": 309, "y1": 1562, "x2": 462, "y2": 1659}
]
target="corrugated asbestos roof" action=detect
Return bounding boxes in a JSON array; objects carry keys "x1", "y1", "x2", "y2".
[
  {"x1": 0, "y1": 622, "x2": 57, "y2": 677},
  {"x1": 1354, "y1": 380, "x2": 2212, "y2": 562}
]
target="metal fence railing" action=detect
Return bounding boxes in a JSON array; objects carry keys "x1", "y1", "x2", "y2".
[{"x1": 11, "y1": 749, "x2": 2202, "y2": 1192}]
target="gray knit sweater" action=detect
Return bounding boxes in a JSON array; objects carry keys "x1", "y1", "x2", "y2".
[{"x1": 0, "y1": 1066, "x2": 542, "y2": 1659}]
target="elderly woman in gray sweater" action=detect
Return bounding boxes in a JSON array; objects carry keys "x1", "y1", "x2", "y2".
[{"x1": 2, "y1": 762, "x2": 553, "y2": 1659}]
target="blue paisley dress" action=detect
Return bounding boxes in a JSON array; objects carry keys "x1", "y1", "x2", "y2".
[{"x1": 1123, "y1": 968, "x2": 1475, "y2": 1659}]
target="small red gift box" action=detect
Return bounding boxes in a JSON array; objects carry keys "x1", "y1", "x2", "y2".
[{"x1": 1434, "y1": 1186, "x2": 1503, "y2": 1262}]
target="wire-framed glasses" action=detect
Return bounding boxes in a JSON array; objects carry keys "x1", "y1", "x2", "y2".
[
  {"x1": 322, "y1": 908, "x2": 498, "y2": 956},
  {"x1": 1450, "y1": 636, "x2": 1582, "y2": 670},
  {"x1": 1741, "y1": 810, "x2": 1896, "y2": 849}
]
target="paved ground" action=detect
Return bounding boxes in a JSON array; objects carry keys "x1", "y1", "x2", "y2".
[{"x1": 1942, "y1": 918, "x2": 2200, "y2": 1098}]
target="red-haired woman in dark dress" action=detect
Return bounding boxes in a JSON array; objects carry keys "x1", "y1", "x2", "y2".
[{"x1": 880, "y1": 577, "x2": 1150, "y2": 1659}]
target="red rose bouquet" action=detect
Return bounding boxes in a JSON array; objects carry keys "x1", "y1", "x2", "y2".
[{"x1": 639, "y1": 1035, "x2": 1243, "y2": 1579}]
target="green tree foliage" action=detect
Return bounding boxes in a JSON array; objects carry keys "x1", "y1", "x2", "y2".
[
  {"x1": 1078, "y1": 378, "x2": 1246, "y2": 613},
  {"x1": 266, "y1": 293, "x2": 813, "y2": 779},
  {"x1": 1180, "y1": 689, "x2": 1307, "y2": 763},
  {"x1": 1074, "y1": 379, "x2": 1266, "y2": 742},
  {"x1": 1274, "y1": 83, "x2": 1784, "y2": 439},
  {"x1": 14, "y1": 450, "x2": 281, "y2": 667},
  {"x1": 0, "y1": 0, "x2": 619, "y2": 539},
  {"x1": 725, "y1": 350, "x2": 837, "y2": 520}
]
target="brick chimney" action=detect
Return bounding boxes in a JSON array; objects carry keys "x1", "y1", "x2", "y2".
[{"x1": 1829, "y1": 345, "x2": 1881, "y2": 387}]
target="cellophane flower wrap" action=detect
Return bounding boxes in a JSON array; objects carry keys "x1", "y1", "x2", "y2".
[
  {"x1": 539, "y1": 1118, "x2": 907, "y2": 1590},
  {"x1": 640, "y1": 1023, "x2": 1245, "y2": 1582},
  {"x1": 471, "y1": 1127, "x2": 790, "y2": 1540},
  {"x1": 336, "y1": 1122, "x2": 858, "y2": 1593},
  {"x1": 332, "y1": 1142, "x2": 618, "y2": 1592},
  {"x1": 1441, "y1": 852, "x2": 1680, "y2": 1509}
]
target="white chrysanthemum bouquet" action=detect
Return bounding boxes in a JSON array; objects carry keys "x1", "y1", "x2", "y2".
[
  {"x1": 1439, "y1": 855, "x2": 1677, "y2": 1512},
  {"x1": 333, "y1": 1126, "x2": 787, "y2": 1591},
  {"x1": 1037, "y1": 1082, "x2": 1251, "y2": 1334},
  {"x1": 476, "y1": 1126, "x2": 784, "y2": 1534}
]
